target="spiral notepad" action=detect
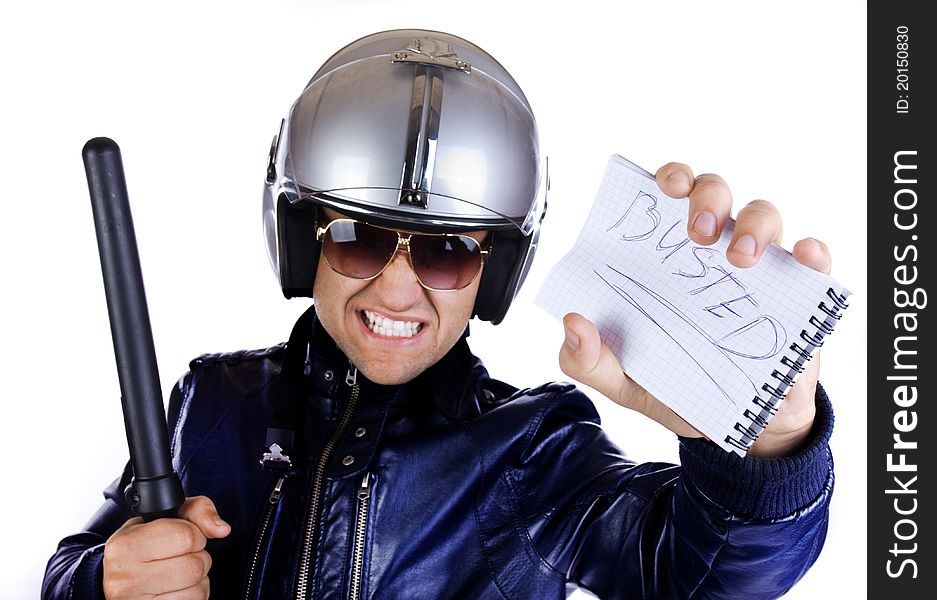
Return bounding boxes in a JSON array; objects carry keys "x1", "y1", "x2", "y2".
[{"x1": 535, "y1": 155, "x2": 851, "y2": 455}]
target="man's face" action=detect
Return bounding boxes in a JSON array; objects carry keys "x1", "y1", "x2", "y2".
[{"x1": 313, "y1": 208, "x2": 486, "y2": 385}]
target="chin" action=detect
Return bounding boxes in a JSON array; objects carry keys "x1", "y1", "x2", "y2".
[{"x1": 356, "y1": 360, "x2": 426, "y2": 386}]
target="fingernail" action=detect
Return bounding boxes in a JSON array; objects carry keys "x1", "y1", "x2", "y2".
[
  {"x1": 564, "y1": 325, "x2": 580, "y2": 351},
  {"x1": 692, "y1": 212, "x2": 717, "y2": 237},
  {"x1": 732, "y1": 234, "x2": 757, "y2": 256},
  {"x1": 213, "y1": 517, "x2": 225, "y2": 527},
  {"x1": 667, "y1": 170, "x2": 691, "y2": 188}
]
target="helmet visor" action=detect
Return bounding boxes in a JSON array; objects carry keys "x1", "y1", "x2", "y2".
[{"x1": 277, "y1": 48, "x2": 545, "y2": 235}]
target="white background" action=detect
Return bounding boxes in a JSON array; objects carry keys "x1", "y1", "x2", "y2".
[{"x1": 1, "y1": 1, "x2": 866, "y2": 598}]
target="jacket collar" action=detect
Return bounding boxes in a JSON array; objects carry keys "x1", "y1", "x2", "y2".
[{"x1": 264, "y1": 304, "x2": 490, "y2": 478}]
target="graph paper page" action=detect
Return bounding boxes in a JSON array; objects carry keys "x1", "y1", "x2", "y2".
[{"x1": 535, "y1": 155, "x2": 851, "y2": 455}]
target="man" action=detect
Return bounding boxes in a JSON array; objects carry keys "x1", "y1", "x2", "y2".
[{"x1": 43, "y1": 29, "x2": 834, "y2": 599}]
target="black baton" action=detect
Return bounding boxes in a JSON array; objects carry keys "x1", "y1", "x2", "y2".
[{"x1": 83, "y1": 137, "x2": 185, "y2": 521}]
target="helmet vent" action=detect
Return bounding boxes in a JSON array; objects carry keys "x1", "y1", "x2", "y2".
[
  {"x1": 391, "y1": 37, "x2": 472, "y2": 74},
  {"x1": 399, "y1": 64, "x2": 443, "y2": 209}
]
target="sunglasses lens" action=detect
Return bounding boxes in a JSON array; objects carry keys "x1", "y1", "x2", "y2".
[
  {"x1": 410, "y1": 235, "x2": 482, "y2": 290},
  {"x1": 322, "y1": 220, "x2": 398, "y2": 279},
  {"x1": 320, "y1": 219, "x2": 484, "y2": 291}
]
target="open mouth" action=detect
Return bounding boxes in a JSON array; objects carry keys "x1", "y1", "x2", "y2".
[{"x1": 361, "y1": 310, "x2": 424, "y2": 338}]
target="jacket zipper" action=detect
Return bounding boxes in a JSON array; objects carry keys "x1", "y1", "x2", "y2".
[
  {"x1": 295, "y1": 363, "x2": 361, "y2": 600},
  {"x1": 244, "y1": 475, "x2": 285, "y2": 599},
  {"x1": 348, "y1": 472, "x2": 372, "y2": 600}
]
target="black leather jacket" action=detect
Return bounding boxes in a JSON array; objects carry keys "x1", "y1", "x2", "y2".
[{"x1": 43, "y1": 306, "x2": 834, "y2": 599}]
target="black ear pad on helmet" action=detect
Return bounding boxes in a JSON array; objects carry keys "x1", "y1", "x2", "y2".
[
  {"x1": 276, "y1": 195, "x2": 319, "y2": 299},
  {"x1": 473, "y1": 229, "x2": 532, "y2": 325}
]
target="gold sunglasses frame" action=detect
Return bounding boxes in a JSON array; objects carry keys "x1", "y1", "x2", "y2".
[{"x1": 315, "y1": 218, "x2": 490, "y2": 292}]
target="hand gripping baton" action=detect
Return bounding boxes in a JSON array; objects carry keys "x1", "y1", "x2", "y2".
[{"x1": 82, "y1": 137, "x2": 185, "y2": 521}]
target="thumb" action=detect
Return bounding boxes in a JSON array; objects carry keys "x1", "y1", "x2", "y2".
[
  {"x1": 559, "y1": 313, "x2": 631, "y2": 406},
  {"x1": 178, "y1": 496, "x2": 231, "y2": 539},
  {"x1": 558, "y1": 313, "x2": 702, "y2": 438}
]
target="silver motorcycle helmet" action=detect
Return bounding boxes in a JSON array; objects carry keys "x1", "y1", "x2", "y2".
[{"x1": 263, "y1": 29, "x2": 547, "y2": 324}]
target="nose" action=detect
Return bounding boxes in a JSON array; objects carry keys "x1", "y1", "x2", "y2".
[{"x1": 372, "y1": 247, "x2": 425, "y2": 310}]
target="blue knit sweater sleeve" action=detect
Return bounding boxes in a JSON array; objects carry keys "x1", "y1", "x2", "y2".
[{"x1": 679, "y1": 381, "x2": 834, "y2": 519}]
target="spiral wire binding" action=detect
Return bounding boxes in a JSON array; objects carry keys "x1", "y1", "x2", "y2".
[{"x1": 724, "y1": 287, "x2": 849, "y2": 452}]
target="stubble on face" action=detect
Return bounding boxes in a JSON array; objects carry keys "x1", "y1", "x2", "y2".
[{"x1": 312, "y1": 216, "x2": 484, "y2": 385}]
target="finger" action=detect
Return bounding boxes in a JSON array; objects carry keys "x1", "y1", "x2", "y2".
[
  {"x1": 792, "y1": 237, "x2": 832, "y2": 274},
  {"x1": 105, "y1": 517, "x2": 206, "y2": 564},
  {"x1": 559, "y1": 313, "x2": 630, "y2": 405},
  {"x1": 178, "y1": 496, "x2": 231, "y2": 539},
  {"x1": 153, "y1": 577, "x2": 210, "y2": 600},
  {"x1": 655, "y1": 162, "x2": 695, "y2": 198},
  {"x1": 686, "y1": 173, "x2": 734, "y2": 246},
  {"x1": 558, "y1": 313, "x2": 702, "y2": 438},
  {"x1": 726, "y1": 199, "x2": 783, "y2": 268},
  {"x1": 143, "y1": 551, "x2": 212, "y2": 596},
  {"x1": 110, "y1": 515, "x2": 144, "y2": 536}
]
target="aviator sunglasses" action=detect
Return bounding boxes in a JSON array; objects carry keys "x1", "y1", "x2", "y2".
[{"x1": 316, "y1": 216, "x2": 490, "y2": 291}]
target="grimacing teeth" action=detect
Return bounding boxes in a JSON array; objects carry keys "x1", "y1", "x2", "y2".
[{"x1": 361, "y1": 310, "x2": 423, "y2": 337}]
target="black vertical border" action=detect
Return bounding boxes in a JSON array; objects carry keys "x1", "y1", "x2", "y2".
[{"x1": 868, "y1": 3, "x2": 934, "y2": 596}]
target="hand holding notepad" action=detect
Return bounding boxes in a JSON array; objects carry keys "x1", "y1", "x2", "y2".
[{"x1": 536, "y1": 155, "x2": 850, "y2": 456}]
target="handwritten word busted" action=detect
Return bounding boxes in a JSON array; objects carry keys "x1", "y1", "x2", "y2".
[{"x1": 601, "y1": 189, "x2": 787, "y2": 400}]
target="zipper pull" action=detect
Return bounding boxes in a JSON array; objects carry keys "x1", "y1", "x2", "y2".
[
  {"x1": 357, "y1": 472, "x2": 372, "y2": 500},
  {"x1": 269, "y1": 476, "x2": 285, "y2": 504},
  {"x1": 303, "y1": 343, "x2": 313, "y2": 378},
  {"x1": 345, "y1": 362, "x2": 358, "y2": 386}
]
